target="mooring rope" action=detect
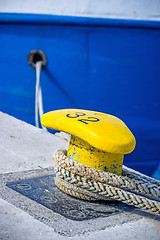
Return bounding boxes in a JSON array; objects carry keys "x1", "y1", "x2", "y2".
[
  {"x1": 54, "y1": 149, "x2": 160, "y2": 215},
  {"x1": 35, "y1": 61, "x2": 47, "y2": 131}
]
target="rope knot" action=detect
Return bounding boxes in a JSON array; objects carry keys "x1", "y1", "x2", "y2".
[{"x1": 54, "y1": 149, "x2": 160, "y2": 215}]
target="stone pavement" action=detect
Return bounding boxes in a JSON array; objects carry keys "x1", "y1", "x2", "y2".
[{"x1": 0, "y1": 111, "x2": 160, "y2": 240}]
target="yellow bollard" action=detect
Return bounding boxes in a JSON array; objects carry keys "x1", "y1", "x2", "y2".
[
  {"x1": 68, "y1": 135, "x2": 123, "y2": 174},
  {"x1": 41, "y1": 109, "x2": 136, "y2": 175}
]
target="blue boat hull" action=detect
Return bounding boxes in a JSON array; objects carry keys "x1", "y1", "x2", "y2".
[{"x1": 0, "y1": 13, "x2": 160, "y2": 176}]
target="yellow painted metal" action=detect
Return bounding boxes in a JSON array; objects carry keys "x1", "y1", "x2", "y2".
[
  {"x1": 41, "y1": 108, "x2": 136, "y2": 175},
  {"x1": 41, "y1": 109, "x2": 136, "y2": 154},
  {"x1": 68, "y1": 135, "x2": 123, "y2": 174}
]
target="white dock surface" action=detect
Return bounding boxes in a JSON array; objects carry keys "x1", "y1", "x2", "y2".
[{"x1": 0, "y1": 111, "x2": 160, "y2": 240}]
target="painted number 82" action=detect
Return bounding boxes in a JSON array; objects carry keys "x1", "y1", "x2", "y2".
[{"x1": 66, "y1": 112, "x2": 100, "y2": 124}]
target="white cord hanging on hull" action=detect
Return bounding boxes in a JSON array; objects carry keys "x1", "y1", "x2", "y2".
[
  {"x1": 28, "y1": 50, "x2": 47, "y2": 131},
  {"x1": 35, "y1": 61, "x2": 47, "y2": 131}
]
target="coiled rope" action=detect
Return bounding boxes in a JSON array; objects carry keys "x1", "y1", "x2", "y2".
[{"x1": 54, "y1": 149, "x2": 160, "y2": 215}]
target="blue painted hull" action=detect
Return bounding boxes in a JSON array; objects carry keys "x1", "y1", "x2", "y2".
[{"x1": 0, "y1": 13, "x2": 160, "y2": 176}]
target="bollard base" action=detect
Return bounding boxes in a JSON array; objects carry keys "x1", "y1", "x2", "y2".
[{"x1": 6, "y1": 173, "x2": 132, "y2": 221}]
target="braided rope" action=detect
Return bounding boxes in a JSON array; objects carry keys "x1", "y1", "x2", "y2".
[{"x1": 54, "y1": 149, "x2": 160, "y2": 215}]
